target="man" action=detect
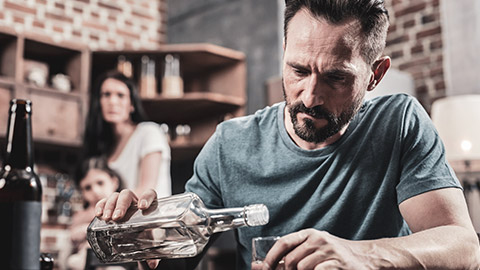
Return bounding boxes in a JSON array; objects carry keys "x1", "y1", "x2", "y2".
[{"x1": 96, "y1": 0, "x2": 480, "y2": 269}]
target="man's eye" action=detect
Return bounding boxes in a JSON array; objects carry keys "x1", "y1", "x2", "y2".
[
  {"x1": 327, "y1": 74, "x2": 346, "y2": 82},
  {"x1": 293, "y1": 68, "x2": 309, "y2": 76}
]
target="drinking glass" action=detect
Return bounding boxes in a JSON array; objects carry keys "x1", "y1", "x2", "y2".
[{"x1": 251, "y1": 236, "x2": 284, "y2": 270}]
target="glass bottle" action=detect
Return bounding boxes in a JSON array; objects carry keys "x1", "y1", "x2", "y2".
[
  {"x1": 161, "y1": 54, "x2": 184, "y2": 97},
  {"x1": 87, "y1": 192, "x2": 269, "y2": 263},
  {"x1": 139, "y1": 55, "x2": 157, "y2": 98},
  {"x1": 117, "y1": 55, "x2": 133, "y2": 78},
  {"x1": 0, "y1": 99, "x2": 43, "y2": 269}
]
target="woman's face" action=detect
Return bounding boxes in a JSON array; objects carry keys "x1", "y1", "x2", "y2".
[
  {"x1": 80, "y1": 168, "x2": 118, "y2": 206},
  {"x1": 100, "y1": 78, "x2": 133, "y2": 125}
]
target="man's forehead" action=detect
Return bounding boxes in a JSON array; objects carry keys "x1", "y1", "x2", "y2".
[{"x1": 286, "y1": 9, "x2": 364, "y2": 59}]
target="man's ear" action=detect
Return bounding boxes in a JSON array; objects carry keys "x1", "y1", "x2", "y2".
[{"x1": 367, "y1": 56, "x2": 391, "y2": 91}]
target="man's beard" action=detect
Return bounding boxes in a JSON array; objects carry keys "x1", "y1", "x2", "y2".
[{"x1": 283, "y1": 85, "x2": 364, "y2": 144}]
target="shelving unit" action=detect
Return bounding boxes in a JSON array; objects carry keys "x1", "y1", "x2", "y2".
[
  {"x1": 91, "y1": 43, "x2": 247, "y2": 164},
  {"x1": 0, "y1": 27, "x2": 246, "y2": 191},
  {"x1": 0, "y1": 27, "x2": 91, "y2": 177},
  {"x1": 0, "y1": 27, "x2": 90, "y2": 149}
]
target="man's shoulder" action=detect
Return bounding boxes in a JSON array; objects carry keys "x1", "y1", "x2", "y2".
[
  {"x1": 365, "y1": 93, "x2": 420, "y2": 116},
  {"x1": 368, "y1": 93, "x2": 416, "y2": 107}
]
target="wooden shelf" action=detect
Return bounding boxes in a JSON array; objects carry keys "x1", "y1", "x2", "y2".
[
  {"x1": 92, "y1": 43, "x2": 244, "y2": 76},
  {"x1": 142, "y1": 92, "x2": 244, "y2": 123},
  {"x1": 0, "y1": 76, "x2": 14, "y2": 86},
  {"x1": 25, "y1": 84, "x2": 82, "y2": 99}
]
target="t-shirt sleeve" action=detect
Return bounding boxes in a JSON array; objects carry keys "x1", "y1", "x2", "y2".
[
  {"x1": 396, "y1": 97, "x2": 461, "y2": 203},
  {"x1": 185, "y1": 126, "x2": 224, "y2": 209},
  {"x1": 138, "y1": 123, "x2": 171, "y2": 159}
]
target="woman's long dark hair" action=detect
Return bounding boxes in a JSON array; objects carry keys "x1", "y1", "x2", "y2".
[{"x1": 82, "y1": 70, "x2": 147, "y2": 159}]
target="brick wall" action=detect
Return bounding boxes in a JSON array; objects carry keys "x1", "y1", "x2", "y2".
[
  {"x1": 384, "y1": 0, "x2": 444, "y2": 111},
  {"x1": 0, "y1": 0, "x2": 167, "y2": 50}
]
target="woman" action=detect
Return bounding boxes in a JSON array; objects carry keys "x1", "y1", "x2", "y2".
[{"x1": 83, "y1": 70, "x2": 171, "y2": 197}]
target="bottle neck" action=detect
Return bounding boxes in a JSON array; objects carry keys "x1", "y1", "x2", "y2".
[
  {"x1": 206, "y1": 207, "x2": 248, "y2": 234},
  {"x1": 4, "y1": 100, "x2": 34, "y2": 170},
  {"x1": 206, "y1": 204, "x2": 269, "y2": 234}
]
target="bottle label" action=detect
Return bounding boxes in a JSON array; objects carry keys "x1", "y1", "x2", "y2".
[{"x1": 0, "y1": 201, "x2": 42, "y2": 270}]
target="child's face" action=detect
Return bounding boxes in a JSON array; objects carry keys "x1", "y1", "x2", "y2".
[{"x1": 80, "y1": 168, "x2": 119, "y2": 206}]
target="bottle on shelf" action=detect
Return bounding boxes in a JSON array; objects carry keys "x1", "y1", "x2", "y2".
[
  {"x1": 161, "y1": 54, "x2": 184, "y2": 98},
  {"x1": 117, "y1": 55, "x2": 133, "y2": 78},
  {"x1": 87, "y1": 192, "x2": 269, "y2": 263},
  {"x1": 139, "y1": 55, "x2": 157, "y2": 98},
  {"x1": 0, "y1": 99, "x2": 43, "y2": 269}
]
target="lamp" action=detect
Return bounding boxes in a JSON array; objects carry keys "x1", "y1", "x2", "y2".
[
  {"x1": 431, "y1": 95, "x2": 480, "y2": 164},
  {"x1": 432, "y1": 95, "x2": 480, "y2": 232}
]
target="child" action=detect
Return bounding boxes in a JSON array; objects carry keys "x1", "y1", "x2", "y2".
[{"x1": 67, "y1": 157, "x2": 123, "y2": 270}]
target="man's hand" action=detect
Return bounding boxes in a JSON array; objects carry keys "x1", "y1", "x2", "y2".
[
  {"x1": 94, "y1": 188, "x2": 160, "y2": 269},
  {"x1": 95, "y1": 188, "x2": 157, "y2": 222},
  {"x1": 262, "y1": 229, "x2": 376, "y2": 270}
]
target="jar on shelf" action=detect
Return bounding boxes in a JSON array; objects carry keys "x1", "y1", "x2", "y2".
[
  {"x1": 174, "y1": 124, "x2": 191, "y2": 145},
  {"x1": 139, "y1": 56, "x2": 157, "y2": 98},
  {"x1": 116, "y1": 55, "x2": 133, "y2": 78},
  {"x1": 162, "y1": 54, "x2": 184, "y2": 98}
]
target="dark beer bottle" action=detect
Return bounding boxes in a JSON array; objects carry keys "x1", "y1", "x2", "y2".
[{"x1": 0, "y1": 99, "x2": 42, "y2": 269}]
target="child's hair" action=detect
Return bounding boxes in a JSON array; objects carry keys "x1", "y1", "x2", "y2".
[{"x1": 75, "y1": 157, "x2": 124, "y2": 207}]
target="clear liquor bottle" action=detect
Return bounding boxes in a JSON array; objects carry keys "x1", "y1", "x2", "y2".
[{"x1": 87, "y1": 192, "x2": 269, "y2": 263}]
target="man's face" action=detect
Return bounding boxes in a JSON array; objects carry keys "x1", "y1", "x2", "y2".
[{"x1": 282, "y1": 9, "x2": 373, "y2": 145}]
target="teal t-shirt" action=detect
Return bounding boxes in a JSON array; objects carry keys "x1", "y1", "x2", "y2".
[{"x1": 185, "y1": 94, "x2": 460, "y2": 270}]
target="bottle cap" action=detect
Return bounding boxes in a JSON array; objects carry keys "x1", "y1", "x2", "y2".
[{"x1": 245, "y1": 204, "x2": 269, "y2": 226}]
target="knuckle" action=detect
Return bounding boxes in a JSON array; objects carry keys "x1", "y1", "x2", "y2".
[
  {"x1": 297, "y1": 263, "x2": 307, "y2": 270},
  {"x1": 276, "y1": 238, "x2": 289, "y2": 249},
  {"x1": 96, "y1": 198, "x2": 106, "y2": 207},
  {"x1": 119, "y1": 189, "x2": 131, "y2": 196}
]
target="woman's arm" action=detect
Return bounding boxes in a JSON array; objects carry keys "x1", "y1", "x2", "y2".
[{"x1": 134, "y1": 151, "x2": 163, "y2": 196}]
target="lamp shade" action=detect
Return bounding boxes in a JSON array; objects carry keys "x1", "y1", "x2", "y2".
[{"x1": 431, "y1": 95, "x2": 480, "y2": 161}]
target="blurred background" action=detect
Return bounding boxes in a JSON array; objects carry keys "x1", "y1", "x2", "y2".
[{"x1": 0, "y1": 0, "x2": 479, "y2": 269}]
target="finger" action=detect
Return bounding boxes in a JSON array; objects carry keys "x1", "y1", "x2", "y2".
[
  {"x1": 95, "y1": 198, "x2": 107, "y2": 217},
  {"x1": 296, "y1": 251, "x2": 333, "y2": 270},
  {"x1": 112, "y1": 189, "x2": 139, "y2": 221},
  {"x1": 283, "y1": 232, "x2": 328, "y2": 268},
  {"x1": 102, "y1": 192, "x2": 120, "y2": 221},
  {"x1": 313, "y1": 259, "x2": 340, "y2": 270},
  {"x1": 262, "y1": 230, "x2": 309, "y2": 270},
  {"x1": 138, "y1": 188, "x2": 158, "y2": 209},
  {"x1": 283, "y1": 243, "x2": 316, "y2": 269}
]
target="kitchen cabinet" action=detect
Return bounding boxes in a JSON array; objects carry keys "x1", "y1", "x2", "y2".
[{"x1": 0, "y1": 27, "x2": 90, "y2": 149}]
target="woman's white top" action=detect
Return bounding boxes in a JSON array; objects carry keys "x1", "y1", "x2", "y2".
[{"x1": 109, "y1": 122, "x2": 172, "y2": 198}]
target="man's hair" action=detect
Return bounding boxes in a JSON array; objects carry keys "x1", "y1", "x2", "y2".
[{"x1": 284, "y1": 0, "x2": 389, "y2": 64}]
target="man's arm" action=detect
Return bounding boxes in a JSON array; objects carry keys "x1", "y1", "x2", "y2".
[{"x1": 262, "y1": 187, "x2": 480, "y2": 269}]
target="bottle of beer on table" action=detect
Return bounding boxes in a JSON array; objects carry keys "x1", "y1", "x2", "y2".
[{"x1": 0, "y1": 99, "x2": 43, "y2": 269}]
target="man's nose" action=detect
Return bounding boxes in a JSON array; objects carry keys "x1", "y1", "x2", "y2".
[{"x1": 302, "y1": 75, "x2": 324, "y2": 108}]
